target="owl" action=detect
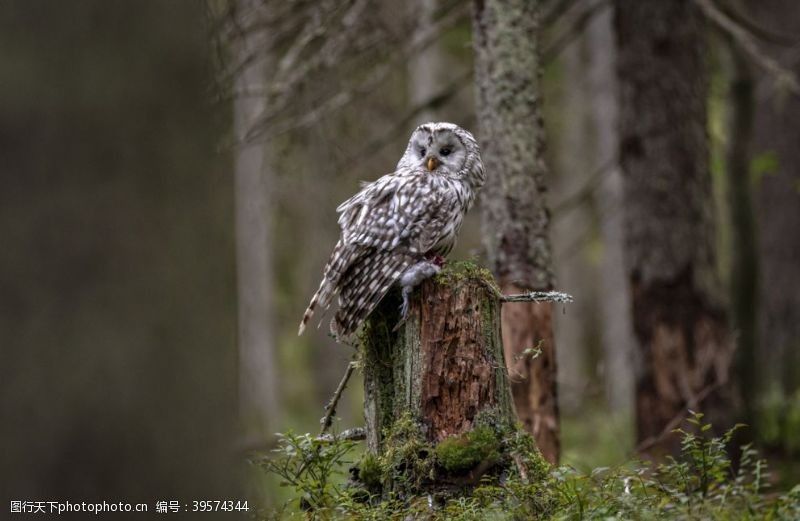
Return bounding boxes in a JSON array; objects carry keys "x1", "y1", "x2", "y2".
[{"x1": 298, "y1": 122, "x2": 484, "y2": 338}]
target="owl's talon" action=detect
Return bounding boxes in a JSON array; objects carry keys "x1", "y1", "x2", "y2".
[{"x1": 393, "y1": 286, "x2": 412, "y2": 332}]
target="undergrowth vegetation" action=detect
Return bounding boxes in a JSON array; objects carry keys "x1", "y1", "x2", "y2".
[{"x1": 252, "y1": 412, "x2": 800, "y2": 520}]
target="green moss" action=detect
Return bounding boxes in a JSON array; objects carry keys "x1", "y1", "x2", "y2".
[
  {"x1": 506, "y1": 429, "x2": 551, "y2": 482},
  {"x1": 435, "y1": 426, "x2": 502, "y2": 475},
  {"x1": 359, "y1": 291, "x2": 403, "y2": 445},
  {"x1": 380, "y1": 412, "x2": 435, "y2": 491},
  {"x1": 434, "y1": 260, "x2": 499, "y2": 292},
  {"x1": 357, "y1": 453, "x2": 383, "y2": 492},
  {"x1": 473, "y1": 406, "x2": 515, "y2": 436}
]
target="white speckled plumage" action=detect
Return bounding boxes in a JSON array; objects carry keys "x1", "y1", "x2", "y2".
[{"x1": 298, "y1": 122, "x2": 484, "y2": 338}]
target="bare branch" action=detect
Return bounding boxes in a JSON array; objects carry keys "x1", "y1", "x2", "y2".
[
  {"x1": 319, "y1": 360, "x2": 357, "y2": 436},
  {"x1": 501, "y1": 291, "x2": 575, "y2": 304},
  {"x1": 715, "y1": 0, "x2": 799, "y2": 47},
  {"x1": 243, "y1": 2, "x2": 470, "y2": 142},
  {"x1": 315, "y1": 427, "x2": 366, "y2": 443},
  {"x1": 694, "y1": 0, "x2": 800, "y2": 96},
  {"x1": 542, "y1": 0, "x2": 581, "y2": 27},
  {"x1": 338, "y1": 68, "x2": 473, "y2": 166},
  {"x1": 542, "y1": 0, "x2": 610, "y2": 64}
]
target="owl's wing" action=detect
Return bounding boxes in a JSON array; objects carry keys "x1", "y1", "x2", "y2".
[
  {"x1": 330, "y1": 175, "x2": 455, "y2": 336},
  {"x1": 302, "y1": 171, "x2": 453, "y2": 338},
  {"x1": 337, "y1": 173, "x2": 448, "y2": 253}
]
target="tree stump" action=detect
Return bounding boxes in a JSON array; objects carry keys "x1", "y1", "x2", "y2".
[{"x1": 356, "y1": 261, "x2": 547, "y2": 497}]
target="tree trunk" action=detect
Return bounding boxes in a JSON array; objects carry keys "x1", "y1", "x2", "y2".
[
  {"x1": 751, "y1": 0, "x2": 800, "y2": 402},
  {"x1": 358, "y1": 262, "x2": 544, "y2": 496},
  {"x1": 233, "y1": 0, "x2": 280, "y2": 438},
  {"x1": 551, "y1": 35, "x2": 597, "y2": 413},
  {"x1": 724, "y1": 42, "x2": 758, "y2": 422},
  {"x1": 614, "y1": 0, "x2": 737, "y2": 457},
  {"x1": 472, "y1": 0, "x2": 560, "y2": 464},
  {"x1": 586, "y1": 5, "x2": 636, "y2": 414}
]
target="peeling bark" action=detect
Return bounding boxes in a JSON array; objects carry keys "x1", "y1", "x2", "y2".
[{"x1": 362, "y1": 265, "x2": 514, "y2": 453}]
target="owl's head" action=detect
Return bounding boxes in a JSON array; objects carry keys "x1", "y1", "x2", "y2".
[{"x1": 397, "y1": 122, "x2": 484, "y2": 188}]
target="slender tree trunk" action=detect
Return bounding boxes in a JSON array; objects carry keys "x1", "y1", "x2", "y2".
[
  {"x1": 751, "y1": 0, "x2": 800, "y2": 401},
  {"x1": 614, "y1": 0, "x2": 737, "y2": 457},
  {"x1": 473, "y1": 0, "x2": 560, "y2": 464},
  {"x1": 552, "y1": 37, "x2": 596, "y2": 413},
  {"x1": 233, "y1": 0, "x2": 280, "y2": 438},
  {"x1": 724, "y1": 42, "x2": 758, "y2": 421},
  {"x1": 586, "y1": 5, "x2": 635, "y2": 414}
]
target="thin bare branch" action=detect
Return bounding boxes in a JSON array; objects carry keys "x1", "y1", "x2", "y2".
[
  {"x1": 715, "y1": 0, "x2": 799, "y2": 47},
  {"x1": 694, "y1": 0, "x2": 800, "y2": 96},
  {"x1": 501, "y1": 291, "x2": 575, "y2": 304},
  {"x1": 243, "y1": 2, "x2": 470, "y2": 142},
  {"x1": 543, "y1": 0, "x2": 610, "y2": 64},
  {"x1": 315, "y1": 427, "x2": 366, "y2": 443},
  {"x1": 319, "y1": 360, "x2": 357, "y2": 436}
]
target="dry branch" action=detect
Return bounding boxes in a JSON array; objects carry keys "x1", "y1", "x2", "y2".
[
  {"x1": 694, "y1": 0, "x2": 800, "y2": 96},
  {"x1": 319, "y1": 360, "x2": 357, "y2": 435}
]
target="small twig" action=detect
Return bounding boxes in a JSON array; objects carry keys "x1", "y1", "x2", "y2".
[
  {"x1": 713, "y1": 0, "x2": 799, "y2": 47},
  {"x1": 501, "y1": 290, "x2": 575, "y2": 304},
  {"x1": 319, "y1": 360, "x2": 357, "y2": 435},
  {"x1": 694, "y1": 0, "x2": 800, "y2": 96},
  {"x1": 635, "y1": 382, "x2": 720, "y2": 454},
  {"x1": 316, "y1": 427, "x2": 367, "y2": 443},
  {"x1": 476, "y1": 277, "x2": 574, "y2": 305}
]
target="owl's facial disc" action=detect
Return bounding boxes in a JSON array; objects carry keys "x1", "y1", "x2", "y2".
[{"x1": 412, "y1": 128, "x2": 465, "y2": 175}]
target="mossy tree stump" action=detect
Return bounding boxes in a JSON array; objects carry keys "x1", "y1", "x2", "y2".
[{"x1": 357, "y1": 261, "x2": 547, "y2": 497}]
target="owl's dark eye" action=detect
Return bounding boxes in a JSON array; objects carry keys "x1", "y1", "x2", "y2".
[
  {"x1": 440, "y1": 147, "x2": 452, "y2": 157},
  {"x1": 418, "y1": 147, "x2": 426, "y2": 158}
]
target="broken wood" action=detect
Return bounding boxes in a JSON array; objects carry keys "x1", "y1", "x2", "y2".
[{"x1": 356, "y1": 261, "x2": 562, "y2": 496}]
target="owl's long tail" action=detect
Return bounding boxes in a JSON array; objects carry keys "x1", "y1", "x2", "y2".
[
  {"x1": 332, "y1": 251, "x2": 412, "y2": 337},
  {"x1": 298, "y1": 241, "x2": 354, "y2": 336}
]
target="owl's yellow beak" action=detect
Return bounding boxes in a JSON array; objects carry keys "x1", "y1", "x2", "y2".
[{"x1": 427, "y1": 157, "x2": 440, "y2": 171}]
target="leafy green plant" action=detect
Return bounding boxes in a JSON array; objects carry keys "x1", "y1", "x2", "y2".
[
  {"x1": 253, "y1": 413, "x2": 800, "y2": 520},
  {"x1": 252, "y1": 431, "x2": 355, "y2": 515}
]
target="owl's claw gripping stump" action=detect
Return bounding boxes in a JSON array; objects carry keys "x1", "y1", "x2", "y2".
[
  {"x1": 393, "y1": 286, "x2": 414, "y2": 332},
  {"x1": 392, "y1": 259, "x2": 443, "y2": 332}
]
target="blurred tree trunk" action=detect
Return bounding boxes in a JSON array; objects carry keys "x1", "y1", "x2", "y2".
[
  {"x1": 724, "y1": 42, "x2": 757, "y2": 421},
  {"x1": 0, "y1": 0, "x2": 237, "y2": 501},
  {"x1": 233, "y1": 0, "x2": 280, "y2": 438},
  {"x1": 473, "y1": 0, "x2": 560, "y2": 464},
  {"x1": 750, "y1": 0, "x2": 800, "y2": 401},
  {"x1": 586, "y1": 6, "x2": 635, "y2": 414},
  {"x1": 614, "y1": 0, "x2": 737, "y2": 457},
  {"x1": 408, "y1": 0, "x2": 443, "y2": 125},
  {"x1": 551, "y1": 35, "x2": 597, "y2": 413}
]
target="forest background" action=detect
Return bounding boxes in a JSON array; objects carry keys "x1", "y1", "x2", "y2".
[{"x1": 1, "y1": 0, "x2": 799, "y2": 518}]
